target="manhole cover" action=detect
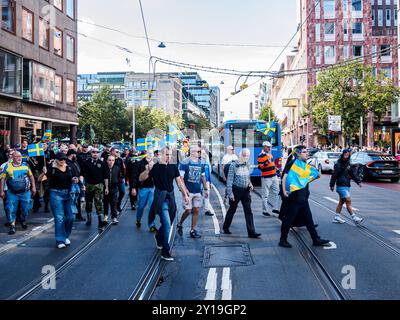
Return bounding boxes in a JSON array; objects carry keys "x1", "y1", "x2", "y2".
[{"x1": 203, "y1": 244, "x2": 253, "y2": 268}]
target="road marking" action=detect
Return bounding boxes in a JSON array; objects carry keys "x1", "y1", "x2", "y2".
[
  {"x1": 32, "y1": 227, "x2": 41, "y2": 232},
  {"x1": 393, "y1": 230, "x2": 400, "y2": 235},
  {"x1": 212, "y1": 184, "x2": 227, "y2": 220},
  {"x1": 208, "y1": 204, "x2": 220, "y2": 235},
  {"x1": 323, "y1": 241, "x2": 337, "y2": 250},
  {"x1": 205, "y1": 268, "x2": 218, "y2": 300},
  {"x1": 324, "y1": 197, "x2": 359, "y2": 211},
  {"x1": 221, "y1": 267, "x2": 232, "y2": 300}
]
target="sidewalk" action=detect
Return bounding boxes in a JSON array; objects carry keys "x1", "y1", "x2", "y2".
[{"x1": 0, "y1": 200, "x2": 54, "y2": 255}]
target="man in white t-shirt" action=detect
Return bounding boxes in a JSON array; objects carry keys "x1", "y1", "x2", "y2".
[{"x1": 221, "y1": 146, "x2": 238, "y2": 204}]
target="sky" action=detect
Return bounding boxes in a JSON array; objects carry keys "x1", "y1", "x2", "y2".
[{"x1": 77, "y1": 0, "x2": 298, "y2": 121}]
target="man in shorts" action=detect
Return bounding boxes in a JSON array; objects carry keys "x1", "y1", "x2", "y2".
[{"x1": 177, "y1": 145, "x2": 208, "y2": 239}]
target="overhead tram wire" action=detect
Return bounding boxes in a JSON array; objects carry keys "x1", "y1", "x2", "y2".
[{"x1": 223, "y1": 0, "x2": 322, "y2": 101}]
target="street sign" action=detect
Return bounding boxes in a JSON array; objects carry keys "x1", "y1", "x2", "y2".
[
  {"x1": 328, "y1": 115, "x2": 341, "y2": 132},
  {"x1": 282, "y1": 98, "x2": 298, "y2": 107}
]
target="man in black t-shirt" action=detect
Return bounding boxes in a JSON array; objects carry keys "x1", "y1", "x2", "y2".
[
  {"x1": 106, "y1": 148, "x2": 126, "y2": 212},
  {"x1": 139, "y1": 147, "x2": 189, "y2": 261}
]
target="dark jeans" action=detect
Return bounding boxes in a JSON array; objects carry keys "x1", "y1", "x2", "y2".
[
  {"x1": 104, "y1": 188, "x2": 118, "y2": 219},
  {"x1": 117, "y1": 181, "x2": 125, "y2": 208},
  {"x1": 155, "y1": 201, "x2": 172, "y2": 256},
  {"x1": 280, "y1": 199, "x2": 318, "y2": 241},
  {"x1": 223, "y1": 186, "x2": 256, "y2": 235}
]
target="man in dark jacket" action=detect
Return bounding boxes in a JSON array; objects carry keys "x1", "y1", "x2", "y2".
[
  {"x1": 330, "y1": 149, "x2": 363, "y2": 224},
  {"x1": 131, "y1": 152, "x2": 157, "y2": 232},
  {"x1": 107, "y1": 148, "x2": 126, "y2": 213},
  {"x1": 104, "y1": 155, "x2": 121, "y2": 225},
  {"x1": 140, "y1": 147, "x2": 189, "y2": 261}
]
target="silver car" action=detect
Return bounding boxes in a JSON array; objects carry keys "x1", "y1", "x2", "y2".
[{"x1": 307, "y1": 151, "x2": 341, "y2": 173}]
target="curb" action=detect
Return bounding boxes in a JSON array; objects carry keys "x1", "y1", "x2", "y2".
[{"x1": 0, "y1": 218, "x2": 54, "y2": 256}]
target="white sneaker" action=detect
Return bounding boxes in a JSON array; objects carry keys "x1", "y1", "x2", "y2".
[
  {"x1": 332, "y1": 215, "x2": 346, "y2": 224},
  {"x1": 65, "y1": 239, "x2": 71, "y2": 246},
  {"x1": 57, "y1": 243, "x2": 66, "y2": 249},
  {"x1": 352, "y1": 215, "x2": 364, "y2": 224},
  {"x1": 112, "y1": 218, "x2": 119, "y2": 225}
]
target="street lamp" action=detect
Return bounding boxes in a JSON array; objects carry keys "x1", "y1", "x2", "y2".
[{"x1": 158, "y1": 42, "x2": 166, "y2": 48}]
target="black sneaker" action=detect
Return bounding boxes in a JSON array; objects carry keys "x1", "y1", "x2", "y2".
[
  {"x1": 136, "y1": 220, "x2": 141, "y2": 228},
  {"x1": 86, "y1": 214, "x2": 92, "y2": 227},
  {"x1": 272, "y1": 210, "x2": 280, "y2": 214},
  {"x1": 223, "y1": 229, "x2": 232, "y2": 235},
  {"x1": 248, "y1": 233, "x2": 261, "y2": 239},
  {"x1": 205, "y1": 211, "x2": 214, "y2": 216},
  {"x1": 154, "y1": 234, "x2": 162, "y2": 250},
  {"x1": 262, "y1": 212, "x2": 271, "y2": 217},
  {"x1": 161, "y1": 253, "x2": 174, "y2": 261},
  {"x1": 75, "y1": 215, "x2": 86, "y2": 222},
  {"x1": 117, "y1": 206, "x2": 123, "y2": 213},
  {"x1": 190, "y1": 230, "x2": 202, "y2": 239},
  {"x1": 313, "y1": 238, "x2": 331, "y2": 247},
  {"x1": 8, "y1": 226, "x2": 16, "y2": 235},
  {"x1": 177, "y1": 225, "x2": 183, "y2": 236},
  {"x1": 279, "y1": 239, "x2": 293, "y2": 248},
  {"x1": 20, "y1": 221, "x2": 28, "y2": 230}
]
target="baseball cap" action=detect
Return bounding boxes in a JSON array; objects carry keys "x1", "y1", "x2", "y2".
[
  {"x1": 55, "y1": 152, "x2": 68, "y2": 161},
  {"x1": 263, "y1": 141, "x2": 272, "y2": 147},
  {"x1": 67, "y1": 149, "x2": 77, "y2": 156}
]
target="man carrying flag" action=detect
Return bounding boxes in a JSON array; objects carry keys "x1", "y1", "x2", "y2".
[{"x1": 279, "y1": 145, "x2": 331, "y2": 248}]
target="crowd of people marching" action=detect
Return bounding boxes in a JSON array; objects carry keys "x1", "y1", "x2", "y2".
[{"x1": 0, "y1": 137, "x2": 366, "y2": 260}]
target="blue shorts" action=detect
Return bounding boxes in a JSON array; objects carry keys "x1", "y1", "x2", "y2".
[{"x1": 336, "y1": 186, "x2": 351, "y2": 199}]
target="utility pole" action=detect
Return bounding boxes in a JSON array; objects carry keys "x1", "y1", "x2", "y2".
[
  {"x1": 359, "y1": 116, "x2": 363, "y2": 148},
  {"x1": 132, "y1": 106, "x2": 136, "y2": 145}
]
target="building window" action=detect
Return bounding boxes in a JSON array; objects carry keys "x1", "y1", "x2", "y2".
[
  {"x1": 380, "y1": 44, "x2": 391, "y2": 56},
  {"x1": 352, "y1": 0, "x2": 362, "y2": 11},
  {"x1": 315, "y1": 23, "x2": 320, "y2": 41},
  {"x1": 386, "y1": 9, "x2": 391, "y2": 26},
  {"x1": 372, "y1": 67, "x2": 377, "y2": 77},
  {"x1": 66, "y1": 79, "x2": 75, "y2": 105},
  {"x1": 324, "y1": 45, "x2": 336, "y2": 64},
  {"x1": 344, "y1": 21, "x2": 348, "y2": 34},
  {"x1": 22, "y1": 8, "x2": 34, "y2": 43},
  {"x1": 352, "y1": 22, "x2": 362, "y2": 34},
  {"x1": 66, "y1": 0, "x2": 75, "y2": 19},
  {"x1": 315, "y1": 45, "x2": 321, "y2": 64},
  {"x1": 39, "y1": 18, "x2": 50, "y2": 50},
  {"x1": 55, "y1": 75, "x2": 63, "y2": 102},
  {"x1": 385, "y1": 0, "x2": 391, "y2": 4},
  {"x1": 353, "y1": 45, "x2": 363, "y2": 57},
  {"x1": 378, "y1": 10, "x2": 383, "y2": 26},
  {"x1": 66, "y1": 34, "x2": 75, "y2": 62},
  {"x1": 324, "y1": 0, "x2": 335, "y2": 18},
  {"x1": 31, "y1": 62, "x2": 56, "y2": 104},
  {"x1": 0, "y1": 49, "x2": 22, "y2": 97},
  {"x1": 2, "y1": 0, "x2": 16, "y2": 34},
  {"x1": 344, "y1": 45, "x2": 349, "y2": 59},
  {"x1": 343, "y1": 0, "x2": 348, "y2": 15},
  {"x1": 325, "y1": 22, "x2": 335, "y2": 34},
  {"x1": 315, "y1": 0, "x2": 320, "y2": 18},
  {"x1": 54, "y1": 28, "x2": 63, "y2": 56},
  {"x1": 54, "y1": 0, "x2": 63, "y2": 11},
  {"x1": 382, "y1": 67, "x2": 392, "y2": 79},
  {"x1": 372, "y1": 10, "x2": 375, "y2": 26},
  {"x1": 395, "y1": 9, "x2": 398, "y2": 25}
]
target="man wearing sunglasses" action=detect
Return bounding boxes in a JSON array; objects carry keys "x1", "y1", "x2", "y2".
[{"x1": 81, "y1": 148, "x2": 109, "y2": 231}]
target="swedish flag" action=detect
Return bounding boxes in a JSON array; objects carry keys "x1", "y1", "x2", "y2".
[
  {"x1": 167, "y1": 125, "x2": 185, "y2": 143},
  {"x1": 42, "y1": 129, "x2": 52, "y2": 142},
  {"x1": 149, "y1": 136, "x2": 165, "y2": 150},
  {"x1": 136, "y1": 138, "x2": 153, "y2": 152},
  {"x1": 286, "y1": 159, "x2": 319, "y2": 194},
  {"x1": 256, "y1": 122, "x2": 276, "y2": 138},
  {"x1": 28, "y1": 143, "x2": 45, "y2": 157}
]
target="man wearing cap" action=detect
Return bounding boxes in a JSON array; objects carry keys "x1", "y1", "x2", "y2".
[
  {"x1": 107, "y1": 148, "x2": 126, "y2": 213},
  {"x1": 258, "y1": 141, "x2": 280, "y2": 217},
  {"x1": 81, "y1": 148, "x2": 109, "y2": 230}
]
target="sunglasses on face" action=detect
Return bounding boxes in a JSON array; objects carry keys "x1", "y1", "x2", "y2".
[{"x1": 92, "y1": 152, "x2": 99, "y2": 154}]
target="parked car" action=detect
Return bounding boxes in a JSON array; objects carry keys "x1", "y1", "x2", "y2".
[
  {"x1": 350, "y1": 151, "x2": 400, "y2": 183},
  {"x1": 307, "y1": 151, "x2": 341, "y2": 173},
  {"x1": 307, "y1": 148, "x2": 320, "y2": 157}
]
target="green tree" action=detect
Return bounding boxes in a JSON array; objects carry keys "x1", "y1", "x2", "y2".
[
  {"x1": 310, "y1": 63, "x2": 400, "y2": 143},
  {"x1": 78, "y1": 86, "x2": 130, "y2": 144},
  {"x1": 127, "y1": 106, "x2": 184, "y2": 139},
  {"x1": 258, "y1": 103, "x2": 278, "y2": 122}
]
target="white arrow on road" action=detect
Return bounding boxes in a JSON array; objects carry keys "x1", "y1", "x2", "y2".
[{"x1": 393, "y1": 230, "x2": 400, "y2": 236}]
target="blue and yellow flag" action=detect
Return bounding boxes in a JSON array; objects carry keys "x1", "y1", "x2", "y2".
[
  {"x1": 42, "y1": 129, "x2": 52, "y2": 142},
  {"x1": 286, "y1": 159, "x2": 319, "y2": 194},
  {"x1": 256, "y1": 122, "x2": 276, "y2": 138},
  {"x1": 136, "y1": 137, "x2": 153, "y2": 152},
  {"x1": 28, "y1": 143, "x2": 45, "y2": 157},
  {"x1": 148, "y1": 136, "x2": 166, "y2": 150},
  {"x1": 167, "y1": 125, "x2": 185, "y2": 144}
]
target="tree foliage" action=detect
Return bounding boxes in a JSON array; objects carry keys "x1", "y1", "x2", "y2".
[
  {"x1": 310, "y1": 63, "x2": 400, "y2": 141},
  {"x1": 258, "y1": 103, "x2": 278, "y2": 122},
  {"x1": 78, "y1": 86, "x2": 130, "y2": 143}
]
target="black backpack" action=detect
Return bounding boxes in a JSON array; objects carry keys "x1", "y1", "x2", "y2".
[{"x1": 7, "y1": 175, "x2": 31, "y2": 194}]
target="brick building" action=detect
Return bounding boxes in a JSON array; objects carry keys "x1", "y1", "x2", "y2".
[
  {"x1": 270, "y1": 0, "x2": 398, "y2": 148},
  {"x1": 0, "y1": 0, "x2": 78, "y2": 146}
]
